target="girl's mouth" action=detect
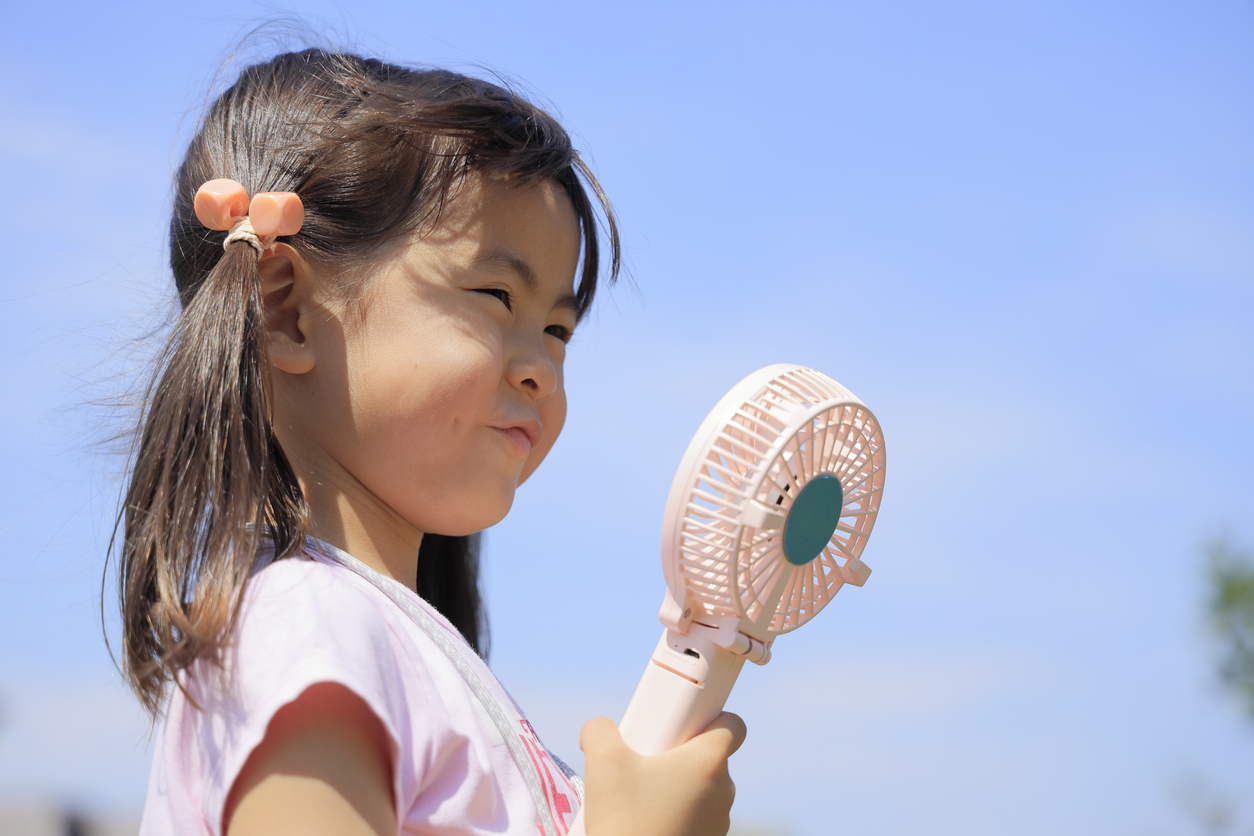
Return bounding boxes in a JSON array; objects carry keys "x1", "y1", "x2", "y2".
[{"x1": 496, "y1": 426, "x2": 534, "y2": 456}]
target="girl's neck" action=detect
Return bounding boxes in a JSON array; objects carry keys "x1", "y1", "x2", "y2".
[
  {"x1": 298, "y1": 466, "x2": 424, "y2": 591},
  {"x1": 271, "y1": 394, "x2": 425, "y2": 587}
]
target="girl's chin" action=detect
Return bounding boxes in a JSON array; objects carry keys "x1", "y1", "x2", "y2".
[{"x1": 416, "y1": 493, "x2": 516, "y2": 537}]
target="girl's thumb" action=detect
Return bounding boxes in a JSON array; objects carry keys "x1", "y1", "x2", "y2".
[
  {"x1": 578, "y1": 716, "x2": 622, "y2": 755},
  {"x1": 693, "y1": 711, "x2": 748, "y2": 758}
]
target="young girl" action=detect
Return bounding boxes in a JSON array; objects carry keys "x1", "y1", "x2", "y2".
[{"x1": 117, "y1": 49, "x2": 744, "y2": 836}]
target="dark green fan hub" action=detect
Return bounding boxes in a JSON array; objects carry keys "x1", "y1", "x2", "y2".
[{"x1": 783, "y1": 475, "x2": 845, "y2": 566}]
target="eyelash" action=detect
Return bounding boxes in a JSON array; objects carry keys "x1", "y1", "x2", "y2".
[
  {"x1": 545, "y1": 324, "x2": 574, "y2": 344},
  {"x1": 479, "y1": 287, "x2": 514, "y2": 311},
  {"x1": 477, "y1": 288, "x2": 574, "y2": 344}
]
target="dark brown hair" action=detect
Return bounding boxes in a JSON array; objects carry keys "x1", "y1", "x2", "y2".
[{"x1": 116, "y1": 49, "x2": 619, "y2": 716}]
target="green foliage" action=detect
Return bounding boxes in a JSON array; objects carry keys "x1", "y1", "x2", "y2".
[{"x1": 1205, "y1": 536, "x2": 1254, "y2": 718}]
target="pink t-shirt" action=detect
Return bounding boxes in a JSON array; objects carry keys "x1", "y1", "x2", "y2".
[{"x1": 139, "y1": 549, "x2": 581, "y2": 835}]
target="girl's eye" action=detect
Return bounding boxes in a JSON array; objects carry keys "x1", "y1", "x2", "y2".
[
  {"x1": 545, "y1": 324, "x2": 574, "y2": 344},
  {"x1": 478, "y1": 287, "x2": 513, "y2": 311}
]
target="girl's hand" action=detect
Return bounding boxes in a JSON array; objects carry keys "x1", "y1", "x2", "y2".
[{"x1": 579, "y1": 712, "x2": 746, "y2": 836}]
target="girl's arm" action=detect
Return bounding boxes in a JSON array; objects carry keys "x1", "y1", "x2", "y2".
[
  {"x1": 223, "y1": 681, "x2": 744, "y2": 836},
  {"x1": 580, "y1": 713, "x2": 747, "y2": 836},
  {"x1": 224, "y1": 682, "x2": 395, "y2": 836}
]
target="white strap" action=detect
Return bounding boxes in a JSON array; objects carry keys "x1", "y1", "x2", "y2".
[{"x1": 310, "y1": 542, "x2": 563, "y2": 836}]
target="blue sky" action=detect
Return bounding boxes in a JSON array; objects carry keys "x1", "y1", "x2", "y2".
[{"x1": 1, "y1": 1, "x2": 1252, "y2": 833}]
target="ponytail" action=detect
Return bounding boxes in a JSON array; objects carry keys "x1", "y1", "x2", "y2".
[{"x1": 118, "y1": 241, "x2": 306, "y2": 715}]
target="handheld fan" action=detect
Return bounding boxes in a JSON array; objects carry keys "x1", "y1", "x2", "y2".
[
  {"x1": 567, "y1": 364, "x2": 884, "y2": 833},
  {"x1": 613, "y1": 363, "x2": 886, "y2": 756},
  {"x1": 566, "y1": 364, "x2": 884, "y2": 834}
]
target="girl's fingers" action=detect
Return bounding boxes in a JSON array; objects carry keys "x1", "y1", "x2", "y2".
[
  {"x1": 580, "y1": 713, "x2": 747, "y2": 758},
  {"x1": 580, "y1": 713, "x2": 742, "y2": 836}
]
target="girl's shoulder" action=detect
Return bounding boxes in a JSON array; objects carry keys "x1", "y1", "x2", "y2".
[
  {"x1": 243, "y1": 551, "x2": 379, "y2": 617},
  {"x1": 146, "y1": 549, "x2": 475, "y2": 834},
  {"x1": 232, "y1": 549, "x2": 466, "y2": 693},
  {"x1": 235, "y1": 554, "x2": 394, "y2": 651},
  {"x1": 243, "y1": 548, "x2": 459, "y2": 636}
]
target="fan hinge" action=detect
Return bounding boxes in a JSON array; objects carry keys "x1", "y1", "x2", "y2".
[
  {"x1": 658, "y1": 587, "x2": 694, "y2": 633},
  {"x1": 701, "y1": 618, "x2": 773, "y2": 665}
]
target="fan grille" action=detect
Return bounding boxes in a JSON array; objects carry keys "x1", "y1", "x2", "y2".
[{"x1": 670, "y1": 367, "x2": 885, "y2": 635}]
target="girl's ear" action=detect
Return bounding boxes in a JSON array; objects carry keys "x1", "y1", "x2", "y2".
[{"x1": 257, "y1": 243, "x2": 317, "y2": 375}]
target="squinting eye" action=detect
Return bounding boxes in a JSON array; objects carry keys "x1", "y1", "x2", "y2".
[
  {"x1": 477, "y1": 287, "x2": 513, "y2": 311},
  {"x1": 545, "y1": 324, "x2": 574, "y2": 344}
]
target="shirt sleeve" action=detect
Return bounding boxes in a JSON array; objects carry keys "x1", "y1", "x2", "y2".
[{"x1": 185, "y1": 558, "x2": 428, "y2": 835}]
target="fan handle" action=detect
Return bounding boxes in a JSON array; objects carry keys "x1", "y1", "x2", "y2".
[
  {"x1": 565, "y1": 626, "x2": 746, "y2": 836},
  {"x1": 618, "y1": 626, "x2": 747, "y2": 755}
]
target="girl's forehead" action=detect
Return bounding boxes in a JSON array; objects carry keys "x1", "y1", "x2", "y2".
[
  {"x1": 377, "y1": 176, "x2": 580, "y2": 298},
  {"x1": 419, "y1": 177, "x2": 580, "y2": 258},
  {"x1": 455, "y1": 176, "x2": 577, "y2": 227}
]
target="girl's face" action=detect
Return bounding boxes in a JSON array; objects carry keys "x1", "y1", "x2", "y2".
[{"x1": 279, "y1": 177, "x2": 581, "y2": 538}]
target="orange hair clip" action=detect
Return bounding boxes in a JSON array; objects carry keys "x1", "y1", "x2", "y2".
[
  {"x1": 193, "y1": 178, "x2": 304, "y2": 251},
  {"x1": 247, "y1": 192, "x2": 305, "y2": 238}
]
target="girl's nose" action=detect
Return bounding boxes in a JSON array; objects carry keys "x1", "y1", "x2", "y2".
[{"x1": 508, "y1": 335, "x2": 558, "y2": 399}]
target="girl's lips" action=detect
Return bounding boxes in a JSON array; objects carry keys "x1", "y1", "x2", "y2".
[{"x1": 497, "y1": 426, "x2": 533, "y2": 456}]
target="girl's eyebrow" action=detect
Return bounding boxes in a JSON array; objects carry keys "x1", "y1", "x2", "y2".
[{"x1": 474, "y1": 247, "x2": 579, "y2": 314}]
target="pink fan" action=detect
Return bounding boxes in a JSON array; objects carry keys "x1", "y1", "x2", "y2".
[{"x1": 570, "y1": 364, "x2": 886, "y2": 833}]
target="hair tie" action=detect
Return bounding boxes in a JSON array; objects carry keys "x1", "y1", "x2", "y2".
[{"x1": 193, "y1": 179, "x2": 304, "y2": 253}]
